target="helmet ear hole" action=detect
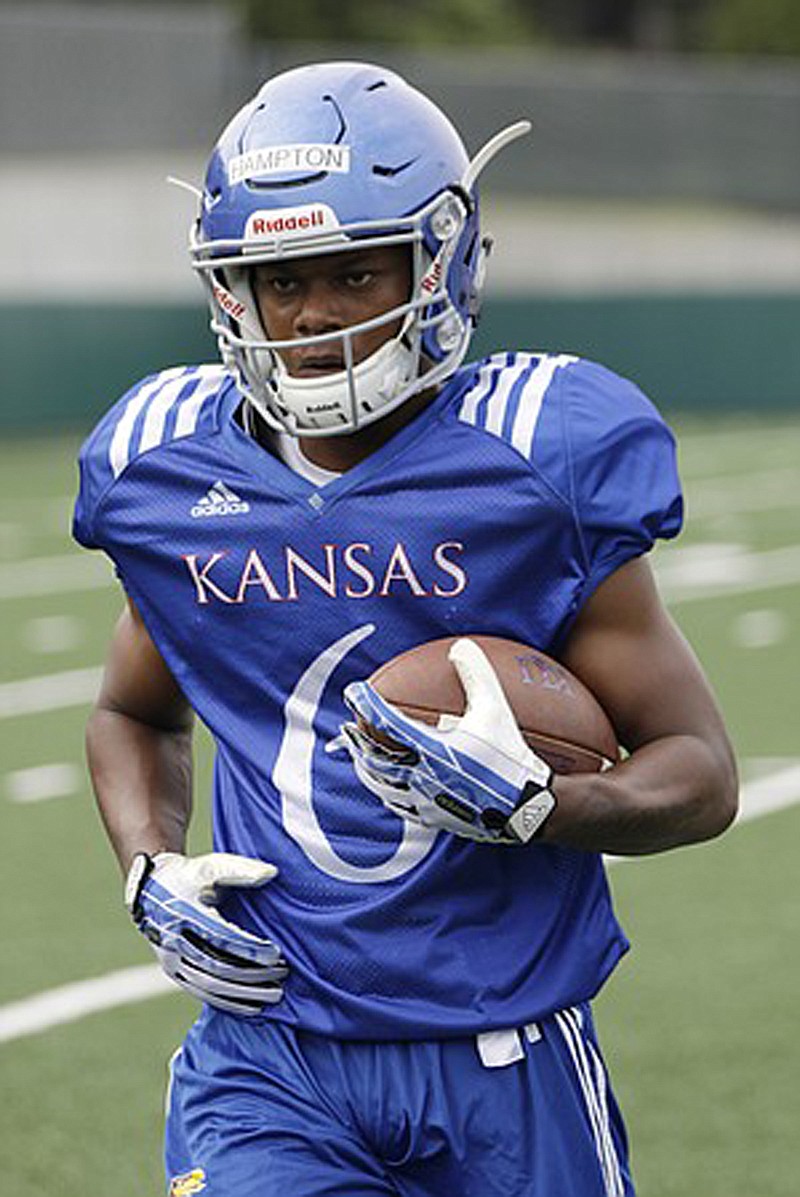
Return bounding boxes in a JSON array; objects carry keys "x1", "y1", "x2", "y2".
[
  {"x1": 469, "y1": 237, "x2": 493, "y2": 318},
  {"x1": 457, "y1": 231, "x2": 480, "y2": 307}
]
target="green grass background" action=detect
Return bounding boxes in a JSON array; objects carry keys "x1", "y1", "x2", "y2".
[{"x1": 1, "y1": 417, "x2": 798, "y2": 1195}]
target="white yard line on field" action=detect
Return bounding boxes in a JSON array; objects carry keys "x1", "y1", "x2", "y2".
[
  {"x1": 684, "y1": 467, "x2": 800, "y2": 519},
  {"x1": 0, "y1": 966, "x2": 175, "y2": 1045},
  {"x1": 0, "y1": 761, "x2": 797, "y2": 1046},
  {"x1": 735, "y1": 761, "x2": 800, "y2": 823},
  {"x1": 24, "y1": 614, "x2": 84, "y2": 654},
  {"x1": 676, "y1": 422, "x2": 800, "y2": 470},
  {"x1": 0, "y1": 667, "x2": 103, "y2": 718},
  {"x1": 0, "y1": 553, "x2": 114, "y2": 600},
  {"x1": 654, "y1": 543, "x2": 800, "y2": 603},
  {"x1": 5, "y1": 763, "x2": 82, "y2": 803}
]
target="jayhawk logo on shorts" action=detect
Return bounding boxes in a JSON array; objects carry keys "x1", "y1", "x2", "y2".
[{"x1": 169, "y1": 1168, "x2": 207, "y2": 1195}]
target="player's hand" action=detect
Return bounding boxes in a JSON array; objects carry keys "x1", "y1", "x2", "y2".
[
  {"x1": 342, "y1": 638, "x2": 556, "y2": 844},
  {"x1": 124, "y1": 851, "x2": 288, "y2": 1016}
]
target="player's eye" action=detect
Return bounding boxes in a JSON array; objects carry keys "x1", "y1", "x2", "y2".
[
  {"x1": 258, "y1": 274, "x2": 298, "y2": 298},
  {"x1": 342, "y1": 270, "x2": 374, "y2": 289}
]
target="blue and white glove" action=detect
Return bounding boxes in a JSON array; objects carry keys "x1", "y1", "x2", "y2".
[
  {"x1": 124, "y1": 851, "x2": 288, "y2": 1016},
  {"x1": 342, "y1": 638, "x2": 556, "y2": 844}
]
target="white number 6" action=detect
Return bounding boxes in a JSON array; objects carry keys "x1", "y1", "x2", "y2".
[{"x1": 272, "y1": 623, "x2": 436, "y2": 883}]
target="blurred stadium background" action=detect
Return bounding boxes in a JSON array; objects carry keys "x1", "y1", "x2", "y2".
[{"x1": 0, "y1": 2, "x2": 798, "y2": 1194}]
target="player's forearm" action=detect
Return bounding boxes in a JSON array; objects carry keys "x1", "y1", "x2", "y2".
[
  {"x1": 86, "y1": 706, "x2": 194, "y2": 873},
  {"x1": 542, "y1": 732, "x2": 738, "y2": 855}
]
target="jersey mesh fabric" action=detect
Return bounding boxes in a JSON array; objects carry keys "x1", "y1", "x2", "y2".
[{"x1": 74, "y1": 351, "x2": 681, "y2": 1038}]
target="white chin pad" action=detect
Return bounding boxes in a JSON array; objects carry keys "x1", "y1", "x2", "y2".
[{"x1": 271, "y1": 334, "x2": 416, "y2": 434}]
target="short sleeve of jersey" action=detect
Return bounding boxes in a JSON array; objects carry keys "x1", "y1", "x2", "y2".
[
  {"x1": 72, "y1": 377, "x2": 158, "y2": 551},
  {"x1": 73, "y1": 364, "x2": 229, "y2": 552},
  {"x1": 538, "y1": 358, "x2": 683, "y2": 596}
]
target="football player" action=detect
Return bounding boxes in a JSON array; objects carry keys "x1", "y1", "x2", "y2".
[{"x1": 74, "y1": 61, "x2": 737, "y2": 1196}]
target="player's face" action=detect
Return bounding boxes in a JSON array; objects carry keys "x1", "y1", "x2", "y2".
[{"x1": 252, "y1": 246, "x2": 411, "y2": 378}]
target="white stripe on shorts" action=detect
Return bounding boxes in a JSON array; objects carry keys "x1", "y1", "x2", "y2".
[{"x1": 555, "y1": 1007, "x2": 625, "y2": 1197}]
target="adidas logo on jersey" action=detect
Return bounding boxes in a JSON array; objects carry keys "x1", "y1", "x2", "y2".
[{"x1": 190, "y1": 480, "x2": 250, "y2": 518}]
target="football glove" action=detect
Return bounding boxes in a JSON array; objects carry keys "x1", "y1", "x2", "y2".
[
  {"x1": 342, "y1": 637, "x2": 556, "y2": 844},
  {"x1": 124, "y1": 851, "x2": 288, "y2": 1016}
]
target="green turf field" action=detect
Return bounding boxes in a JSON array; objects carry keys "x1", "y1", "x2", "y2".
[{"x1": 1, "y1": 416, "x2": 798, "y2": 1196}]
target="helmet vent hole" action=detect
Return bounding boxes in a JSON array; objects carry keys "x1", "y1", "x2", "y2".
[
  {"x1": 366, "y1": 81, "x2": 388, "y2": 92},
  {"x1": 321, "y1": 94, "x2": 347, "y2": 141},
  {"x1": 373, "y1": 158, "x2": 417, "y2": 178}
]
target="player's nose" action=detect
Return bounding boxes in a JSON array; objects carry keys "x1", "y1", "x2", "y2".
[{"x1": 293, "y1": 280, "x2": 343, "y2": 337}]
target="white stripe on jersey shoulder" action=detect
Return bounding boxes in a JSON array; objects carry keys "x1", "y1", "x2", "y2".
[
  {"x1": 108, "y1": 364, "x2": 227, "y2": 478},
  {"x1": 458, "y1": 352, "x2": 577, "y2": 461}
]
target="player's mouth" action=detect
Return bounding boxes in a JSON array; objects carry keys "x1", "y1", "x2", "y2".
[{"x1": 291, "y1": 353, "x2": 346, "y2": 377}]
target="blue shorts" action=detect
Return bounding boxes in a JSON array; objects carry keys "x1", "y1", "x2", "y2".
[{"x1": 165, "y1": 1004, "x2": 634, "y2": 1197}]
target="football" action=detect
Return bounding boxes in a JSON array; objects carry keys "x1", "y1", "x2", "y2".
[{"x1": 368, "y1": 635, "x2": 618, "y2": 774}]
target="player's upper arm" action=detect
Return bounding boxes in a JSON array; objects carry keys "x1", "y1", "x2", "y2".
[
  {"x1": 561, "y1": 555, "x2": 735, "y2": 772},
  {"x1": 95, "y1": 597, "x2": 193, "y2": 734}
]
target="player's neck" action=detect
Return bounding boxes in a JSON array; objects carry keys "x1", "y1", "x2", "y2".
[{"x1": 248, "y1": 388, "x2": 439, "y2": 473}]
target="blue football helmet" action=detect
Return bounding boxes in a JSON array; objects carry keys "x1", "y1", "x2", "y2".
[{"x1": 189, "y1": 61, "x2": 530, "y2": 436}]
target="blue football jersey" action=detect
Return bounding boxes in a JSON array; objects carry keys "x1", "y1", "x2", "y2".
[{"x1": 74, "y1": 351, "x2": 682, "y2": 1039}]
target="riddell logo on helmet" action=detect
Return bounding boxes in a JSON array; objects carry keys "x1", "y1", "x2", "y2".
[
  {"x1": 244, "y1": 204, "x2": 341, "y2": 241},
  {"x1": 421, "y1": 258, "x2": 443, "y2": 295},
  {"x1": 212, "y1": 283, "x2": 246, "y2": 321}
]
